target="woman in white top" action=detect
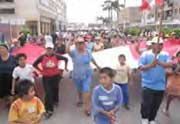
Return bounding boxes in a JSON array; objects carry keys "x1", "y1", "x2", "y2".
[{"x1": 11, "y1": 53, "x2": 36, "y2": 95}]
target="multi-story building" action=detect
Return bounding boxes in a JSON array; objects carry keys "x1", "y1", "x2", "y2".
[
  {"x1": 0, "y1": 0, "x2": 67, "y2": 36},
  {"x1": 118, "y1": 0, "x2": 180, "y2": 29},
  {"x1": 118, "y1": 7, "x2": 142, "y2": 28},
  {"x1": 147, "y1": 0, "x2": 180, "y2": 26}
]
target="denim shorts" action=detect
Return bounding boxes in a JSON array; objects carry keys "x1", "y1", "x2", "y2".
[{"x1": 73, "y1": 75, "x2": 92, "y2": 93}]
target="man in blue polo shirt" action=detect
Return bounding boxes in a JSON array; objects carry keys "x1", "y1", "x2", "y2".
[{"x1": 138, "y1": 37, "x2": 172, "y2": 124}]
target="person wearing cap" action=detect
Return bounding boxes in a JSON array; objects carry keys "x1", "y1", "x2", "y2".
[
  {"x1": 135, "y1": 40, "x2": 153, "y2": 56},
  {"x1": 66, "y1": 36, "x2": 100, "y2": 116},
  {"x1": 33, "y1": 42, "x2": 68, "y2": 119},
  {"x1": 138, "y1": 37, "x2": 172, "y2": 124},
  {"x1": 151, "y1": 37, "x2": 164, "y2": 52},
  {"x1": 94, "y1": 36, "x2": 104, "y2": 52},
  {"x1": 0, "y1": 44, "x2": 17, "y2": 104},
  {"x1": 171, "y1": 32, "x2": 176, "y2": 37}
]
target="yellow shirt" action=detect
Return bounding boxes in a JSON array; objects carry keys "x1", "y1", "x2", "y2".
[
  {"x1": 115, "y1": 64, "x2": 131, "y2": 84},
  {"x1": 8, "y1": 97, "x2": 45, "y2": 124}
]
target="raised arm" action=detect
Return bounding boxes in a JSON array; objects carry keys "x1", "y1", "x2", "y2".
[{"x1": 66, "y1": 40, "x2": 74, "y2": 55}]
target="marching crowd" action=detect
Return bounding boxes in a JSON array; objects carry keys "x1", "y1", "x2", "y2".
[{"x1": 0, "y1": 30, "x2": 179, "y2": 124}]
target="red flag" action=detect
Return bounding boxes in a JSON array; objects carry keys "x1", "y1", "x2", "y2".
[
  {"x1": 156, "y1": 0, "x2": 164, "y2": 6},
  {"x1": 139, "y1": 0, "x2": 151, "y2": 11}
]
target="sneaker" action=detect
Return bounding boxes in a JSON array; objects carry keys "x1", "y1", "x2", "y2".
[
  {"x1": 85, "y1": 110, "x2": 91, "y2": 117},
  {"x1": 141, "y1": 119, "x2": 149, "y2": 124},
  {"x1": 76, "y1": 101, "x2": 83, "y2": 107},
  {"x1": 45, "y1": 111, "x2": 53, "y2": 120},
  {"x1": 150, "y1": 121, "x2": 157, "y2": 124}
]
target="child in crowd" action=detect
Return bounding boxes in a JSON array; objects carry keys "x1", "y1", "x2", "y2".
[
  {"x1": 8, "y1": 79, "x2": 45, "y2": 124},
  {"x1": 92, "y1": 67, "x2": 123, "y2": 124},
  {"x1": 11, "y1": 53, "x2": 36, "y2": 95},
  {"x1": 163, "y1": 51, "x2": 180, "y2": 115},
  {"x1": 114, "y1": 54, "x2": 132, "y2": 110}
]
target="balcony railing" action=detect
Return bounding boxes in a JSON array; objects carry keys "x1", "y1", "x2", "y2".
[
  {"x1": 0, "y1": 0, "x2": 14, "y2": 2},
  {"x1": 0, "y1": 8, "x2": 15, "y2": 14},
  {"x1": 0, "y1": 0, "x2": 15, "y2": 8}
]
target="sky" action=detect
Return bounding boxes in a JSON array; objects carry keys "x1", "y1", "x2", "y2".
[{"x1": 66, "y1": 0, "x2": 142, "y2": 24}]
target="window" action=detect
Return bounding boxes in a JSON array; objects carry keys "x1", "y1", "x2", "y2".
[
  {"x1": 0, "y1": 8, "x2": 15, "y2": 14},
  {"x1": 0, "y1": 0, "x2": 14, "y2": 2},
  {"x1": 174, "y1": 9, "x2": 178, "y2": 15}
]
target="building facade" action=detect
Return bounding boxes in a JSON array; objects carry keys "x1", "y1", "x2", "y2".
[
  {"x1": 0, "y1": 0, "x2": 67, "y2": 36},
  {"x1": 118, "y1": 7, "x2": 142, "y2": 28},
  {"x1": 147, "y1": 0, "x2": 180, "y2": 26}
]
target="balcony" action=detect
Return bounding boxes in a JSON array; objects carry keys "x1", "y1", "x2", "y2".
[
  {"x1": 0, "y1": 0, "x2": 14, "y2": 2},
  {"x1": 0, "y1": 0, "x2": 15, "y2": 9},
  {"x1": 0, "y1": 8, "x2": 15, "y2": 14}
]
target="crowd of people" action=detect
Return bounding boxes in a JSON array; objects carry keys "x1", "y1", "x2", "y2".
[{"x1": 0, "y1": 29, "x2": 179, "y2": 124}]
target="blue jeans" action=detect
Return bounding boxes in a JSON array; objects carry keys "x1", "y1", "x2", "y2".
[{"x1": 116, "y1": 83, "x2": 129, "y2": 104}]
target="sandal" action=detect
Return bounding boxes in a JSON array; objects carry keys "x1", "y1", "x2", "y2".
[
  {"x1": 85, "y1": 110, "x2": 91, "y2": 117},
  {"x1": 76, "y1": 101, "x2": 83, "y2": 107},
  {"x1": 45, "y1": 111, "x2": 53, "y2": 120}
]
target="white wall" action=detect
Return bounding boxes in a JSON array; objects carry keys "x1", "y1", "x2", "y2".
[{"x1": 15, "y1": 0, "x2": 39, "y2": 21}]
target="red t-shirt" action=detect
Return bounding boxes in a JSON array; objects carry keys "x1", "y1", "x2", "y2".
[{"x1": 33, "y1": 54, "x2": 68, "y2": 77}]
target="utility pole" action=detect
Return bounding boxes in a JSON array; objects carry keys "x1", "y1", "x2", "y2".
[
  {"x1": 123, "y1": 0, "x2": 126, "y2": 31},
  {"x1": 116, "y1": 0, "x2": 120, "y2": 29}
]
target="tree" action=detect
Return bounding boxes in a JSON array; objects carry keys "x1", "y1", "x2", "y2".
[
  {"x1": 111, "y1": 0, "x2": 125, "y2": 26},
  {"x1": 102, "y1": 0, "x2": 125, "y2": 29},
  {"x1": 97, "y1": 16, "x2": 110, "y2": 26},
  {"x1": 102, "y1": 0, "x2": 113, "y2": 29}
]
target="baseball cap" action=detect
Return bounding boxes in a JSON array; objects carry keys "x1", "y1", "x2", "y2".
[
  {"x1": 146, "y1": 40, "x2": 153, "y2": 46},
  {"x1": 0, "y1": 43, "x2": 8, "y2": 50},
  {"x1": 151, "y1": 37, "x2": 164, "y2": 44},
  {"x1": 171, "y1": 32, "x2": 176, "y2": 35},
  {"x1": 45, "y1": 43, "x2": 54, "y2": 49},
  {"x1": 165, "y1": 34, "x2": 170, "y2": 38}
]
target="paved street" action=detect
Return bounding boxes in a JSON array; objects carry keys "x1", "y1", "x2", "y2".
[{"x1": 0, "y1": 72, "x2": 180, "y2": 124}]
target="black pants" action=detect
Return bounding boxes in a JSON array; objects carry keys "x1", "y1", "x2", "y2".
[
  {"x1": 43, "y1": 75, "x2": 61, "y2": 112},
  {"x1": 0, "y1": 74, "x2": 12, "y2": 98},
  {"x1": 141, "y1": 87, "x2": 164, "y2": 121}
]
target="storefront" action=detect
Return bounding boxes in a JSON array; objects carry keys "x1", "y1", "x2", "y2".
[
  {"x1": 26, "y1": 16, "x2": 56, "y2": 36},
  {"x1": 26, "y1": 21, "x2": 38, "y2": 36}
]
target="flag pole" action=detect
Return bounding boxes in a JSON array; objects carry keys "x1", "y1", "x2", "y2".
[{"x1": 157, "y1": 2, "x2": 164, "y2": 43}]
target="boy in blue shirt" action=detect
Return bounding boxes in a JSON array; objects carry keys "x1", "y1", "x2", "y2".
[
  {"x1": 92, "y1": 67, "x2": 123, "y2": 124},
  {"x1": 139, "y1": 39, "x2": 172, "y2": 124}
]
